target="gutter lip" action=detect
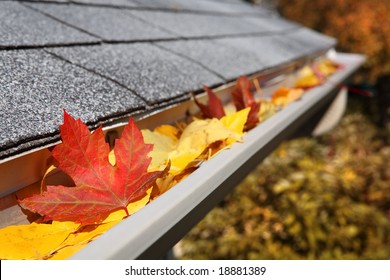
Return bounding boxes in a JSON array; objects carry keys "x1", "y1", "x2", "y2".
[{"x1": 70, "y1": 52, "x2": 366, "y2": 260}]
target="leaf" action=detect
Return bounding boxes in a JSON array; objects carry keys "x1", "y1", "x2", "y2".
[
  {"x1": 295, "y1": 66, "x2": 322, "y2": 89},
  {"x1": 221, "y1": 108, "x2": 251, "y2": 135},
  {"x1": 154, "y1": 124, "x2": 180, "y2": 142},
  {"x1": 48, "y1": 243, "x2": 88, "y2": 260},
  {"x1": 272, "y1": 87, "x2": 304, "y2": 107},
  {"x1": 232, "y1": 76, "x2": 254, "y2": 110},
  {"x1": 102, "y1": 187, "x2": 153, "y2": 223},
  {"x1": 168, "y1": 117, "x2": 244, "y2": 174},
  {"x1": 314, "y1": 59, "x2": 340, "y2": 78},
  {"x1": 231, "y1": 76, "x2": 261, "y2": 130},
  {"x1": 194, "y1": 86, "x2": 226, "y2": 119},
  {"x1": 19, "y1": 111, "x2": 162, "y2": 225},
  {"x1": 0, "y1": 189, "x2": 151, "y2": 260},
  {"x1": 142, "y1": 129, "x2": 177, "y2": 171},
  {"x1": 49, "y1": 221, "x2": 121, "y2": 260},
  {"x1": 0, "y1": 221, "x2": 78, "y2": 259},
  {"x1": 258, "y1": 100, "x2": 277, "y2": 121},
  {"x1": 143, "y1": 114, "x2": 247, "y2": 175}
]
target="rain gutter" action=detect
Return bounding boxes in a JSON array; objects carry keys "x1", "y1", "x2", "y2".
[{"x1": 70, "y1": 52, "x2": 366, "y2": 259}]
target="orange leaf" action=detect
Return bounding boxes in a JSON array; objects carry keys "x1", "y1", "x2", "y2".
[{"x1": 272, "y1": 87, "x2": 304, "y2": 107}]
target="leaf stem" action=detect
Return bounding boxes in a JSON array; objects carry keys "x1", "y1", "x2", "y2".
[{"x1": 124, "y1": 206, "x2": 130, "y2": 217}]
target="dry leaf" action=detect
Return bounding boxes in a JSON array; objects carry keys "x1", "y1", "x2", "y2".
[
  {"x1": 194, "y1": 86, "x2": 226, "y2": 119},
  {"x1": 272, "y1": 87, "x2": 304, "y2": 107},
  {"x1": 20, "y1": 111, "x2": 162, "y2": 225},
  {"x1": 0, "y1": 221, "x2": 78, "y2": 259},
  {"x1": 295, "y1": 66, "x2": 322, "y2": 89}
]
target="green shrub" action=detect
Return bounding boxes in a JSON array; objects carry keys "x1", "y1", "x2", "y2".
[{"x1": 178, "y1": 109, "x2": 390, "y2": 259}]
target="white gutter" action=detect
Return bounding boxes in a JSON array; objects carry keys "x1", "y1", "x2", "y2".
[{"x1": 71, "y1": 52, "x2": 366, "y2": 259}]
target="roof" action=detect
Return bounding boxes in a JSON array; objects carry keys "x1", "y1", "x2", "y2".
[{"x1": 0, "y1": 0, "x2": 336, "y2": 161}]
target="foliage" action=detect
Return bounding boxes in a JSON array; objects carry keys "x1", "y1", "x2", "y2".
[
  {"x1": 277, "y1": 0, "x2": 390, "y2": 83},
  {"x1": 178, "y1": 108, "x2": 390, "y2": 259},
  {"x1": 0, "y1": 62, "x2": 347, "y2": 259},
  {"x1": 20, "y1": 111, "x2": 162, "y2": 225}
]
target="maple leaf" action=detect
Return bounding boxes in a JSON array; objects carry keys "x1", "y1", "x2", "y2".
[
  {"x1": 193, "y1": 86, "x2": 226, "y2": 119},
  {"x1": 231, "y1": 76, "x2": 261, "y2": 130},
  {"x1": 20, "y1": 111, "x2": 162, "y2": 224}
]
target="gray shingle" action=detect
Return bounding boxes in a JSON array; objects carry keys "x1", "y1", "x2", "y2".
[
  {"x1": 70, "y1": 0, "x2": 138, "y2": 7},
  {"x1": 129, "y1": 10, "x2": 278, "y2": 38},
  {"x1": 26, "y1": 3, "x2": 176, "y2": 41},
  {"x1": 156, "y1": 28, "x2": 333, "y2": 82},
  {"x1": 48, "y1": 43, "x2": 224, "y2": 105},
  {"x1": 0, "y1": 0, "x2": 338, "y2": 160},
  {"x1": 0, "y1": 49, "x2": 146, "y2": 159},
  {"x1": 157, "y1": 39, "x2": 266, "y2": 81},
  {"x1": 0, "y1": 2, "x2": 98, "y2": 48},
  {"x1": 247, "y1": 15, "x2": 300, "y2": 32},
  {"x1": 283, "y1": 28, "x2": 337, "y2": 53},
  {"x1": 131, "y1": 0, "x2": 267, "y2": 15}
]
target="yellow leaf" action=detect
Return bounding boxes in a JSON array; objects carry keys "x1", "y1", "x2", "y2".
[
  {"x1": 49, "y1": 221, "x2": 120, "y2": 259},
  {"x1": 0, "y1": 221, "x2": 78, "y2": 259},
  {"x1": 259, "y1": 100, "x2": 277, "y2": 121},
  {"x1": 154, "y1": 124, "x2": 180, "y2": 142},
  {"x1": 47, "y1": 243, "x2": 88, "y2": 260},
  {"x1": 221, "y1": 107, "x2": 250, "y2": 134},
  {"x1": 41, "y1": 164, "x2": 57, "y2": 192},
  {"x1": 168, "y1": 118, "x2": 242, "y2": 174},
  {"x1": 154, "y1": 174, "x2": 177, "y2": 196},
  {"x1": 295, "y1": 66, "x2": 321, "y2": 88},
  {"x1": 142, "y1": 129, "x2": 177, "y2": 171},
  {"x1": 317, "y1": 59, "x2": 339, "y2": 77}
]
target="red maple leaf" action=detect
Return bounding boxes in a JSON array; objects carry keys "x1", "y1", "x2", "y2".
[
  {"x1": 194, "y1": 86, "x2": 226, "y2": 119},
  {"x1": 231, "y1": 76, "x2": 260, "y2": 130},
  {"x1": 19, "y1": 111, "x2": 162, "y2": 224}
]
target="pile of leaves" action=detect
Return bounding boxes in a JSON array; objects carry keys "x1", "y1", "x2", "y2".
[
  {"x1": 0, "y1": 59, "x2": 339, "y2": 259},
  {"x1": 178, "y1": 105, "x2": 390, "y2": 260}
]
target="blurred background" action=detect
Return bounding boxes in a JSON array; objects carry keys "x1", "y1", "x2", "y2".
[{"x1": 177, "y1": 0, "x2": 390, "y2": 259}]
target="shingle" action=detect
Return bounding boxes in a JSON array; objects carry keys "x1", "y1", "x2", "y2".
[
  {"x1": 0, "y1": 1, "x2": 338, "y2": 161},
  {"x1": 247, "y1": 15, "x2": 300, "y2": 32},
  {"x1": 157, "y1": 39, "x2": 266, "y2": 81},
  {"x1": 131, "y1": 0, "x2": 267, "y2": 15},
  {"x1": 0, "y1": 49, "x2": 146, "y2": 159},
  {"x1": 26, "y1": 3, "x2": 176, "y2": 41},
  {"x1": 216, "y1": 35, "x2": 313, "y2": 68},
  {"x1": 0, "y1": 2, "x2": 98, "y2": 48},
  {"x1": 157, "y1": 29, "x2": 331, "y2": 81},
  {"x1": 70, "y1": 0, "x2": 139, "y2": 7},
  {"x1": 48, "y1": 43, "x2": 224, "y2": 105},
  {"x1": 15, "y1": 0, "x2": 70, "y2": 2},
  {"x1": 283, "y1": 28, "x2": 337, "y2": 53},
  {"x1": 129, "y1": 10, "x2": 276, "y2": 38}
]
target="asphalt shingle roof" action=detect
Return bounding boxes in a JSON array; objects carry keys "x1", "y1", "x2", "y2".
[{"x1": 0, "y1": 0, "x2": 336, "y2": 160}]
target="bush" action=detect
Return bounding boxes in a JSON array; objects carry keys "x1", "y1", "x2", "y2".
[
  {"x1": 178, "y1": 108, "x2": 390, "y2": 259},
  {"x1": 277, "y1": 0, "x2": 390, "y2": 83}
]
